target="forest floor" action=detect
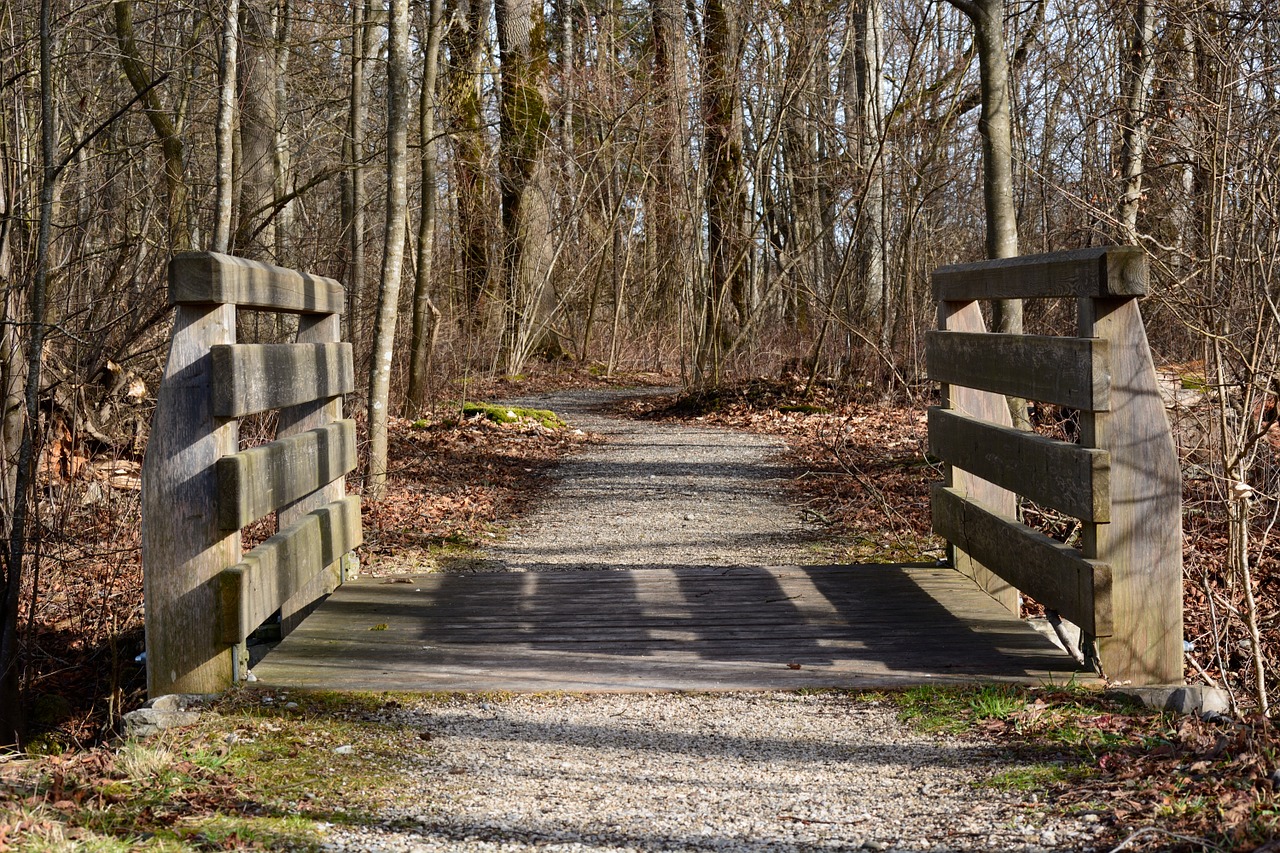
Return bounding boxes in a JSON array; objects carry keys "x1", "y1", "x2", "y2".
[{"x1": 1, "y1": 373, "x2": 1278, "y2": 851}]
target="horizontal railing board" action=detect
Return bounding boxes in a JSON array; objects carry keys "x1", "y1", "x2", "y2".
[
  {"x1": 928, "y1": 407, "x2": 1111, "y2": 522},
  {"x1": 211, "y1": 343, "x2": 354, "y2": 418},
  {"x1": 932, "y1": 246, "x2": 1147, "y2": 301},
  {"x1": 217, "y1": 420, "x2": 357, "y2": 530},
  {"x1": 926, "y1": 331, "x2": 1110, "y2": 411},
  {"x1": 932, "y1": 485, "x2": 1112, "y2": 637},
  {"x1": 220, "y1": 495, "x2": 363, "y2": 644},
  {"x1": 170, "y1": 252, "x2": 345, "y2": 315}
]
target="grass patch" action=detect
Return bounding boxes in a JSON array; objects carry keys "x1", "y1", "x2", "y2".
[
  {"x1": 895, "y1": 684, "x2": 1028, "y2": 734},
  {"x1": 984, "y1": 762, "x2": 1080, "y2": 791}
]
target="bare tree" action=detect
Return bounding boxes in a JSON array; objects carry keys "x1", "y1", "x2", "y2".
[
  {"x1": 366, "y1": 0, "x2": 412, "y2": 501},
  {"x1": 213, "y1": 0, "x2": 240, "y2": 252},
  {"x1": 406, "y1": 0, "x2": 446, "y2": 412}
]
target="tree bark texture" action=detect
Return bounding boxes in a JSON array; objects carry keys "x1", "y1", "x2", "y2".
[
  {"x1": 444, "y1": 0, "x2": 492, "y2": 323},
  {"x1": 406, "y1": 0, "x2": 445, "y2": 412},
  {"x1": 112, "y1": 0, "x2": 192, "y2": 252},
  {"x1": 699, "y1": 0, "x2": 747, "y2": 383},
  {"x1": 496, "y1": 0, "x2": 557, "y2": 371},
  {"x1": 365, "y1": 0, "x2": 411, "y2": 501}
]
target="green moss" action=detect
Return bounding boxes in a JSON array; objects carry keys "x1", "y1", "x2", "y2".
[
  {"x1": 410, "y1": 418, "x2": 431, "y2": 430},
  {"x1": 461, "y1": 402, "x2": 564, "y2": 429},
  {"x1": 777, "y1": 404, "x2": 831, "y2": 414}
]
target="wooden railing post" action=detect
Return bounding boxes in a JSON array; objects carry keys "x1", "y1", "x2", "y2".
[
  {"x1": 142, "y1": 253, "x2": 359, "y2": 697},
  {"x1": 927, "y1": 247, "x2": 1183, "y2": 685},
  {"x1": 141, "y1": 297, "x2": 241, "y2": 696},
  {"x1": 937, "y1": 299, "x2": 1018, "y2": 613},
  {"x1": 1079, "y1": 295, "x2": 1183, "y2": 684}
]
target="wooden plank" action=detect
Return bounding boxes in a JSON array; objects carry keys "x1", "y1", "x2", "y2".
[
  {"x1": 170, "y1": 252, "x2": 344, "y2": 314},
  {"x1": 210, "y1": 343, "x2": 354, "y2": 418},
  {"x1": 141, "y1": 303, "x2": 241, "y2": 696},
  {"x1": 1081, "y1": 298, "x2": 1183, "y2": 683},
  {"x1": 217, "y1": 420, "x2": 357, "y2": 530},
  {"x1": 926, "y1": 332, "x2": 1109, "y2": 410},
  {"x1": 931, "y1": 485, "x2": 1112, "y2": 637},
  {"x1": 277, "y1": 311, "x2": 353, "y2": 635},
  {"x1": 928, "y1": 407, "x2": 1110, "y2": 522},
  {"x1": 220, "y1": 496, "x2": 363, "y2": 644},
  {"x1": 932, "y1": 246, "x2": 1147, "y2": 301},
  {"x1": 252, "y1": 566, "x2": 1091, "y2": 691},
  {"x1": 938, "y1": 301, "x2": 1018, "y2": 612}
]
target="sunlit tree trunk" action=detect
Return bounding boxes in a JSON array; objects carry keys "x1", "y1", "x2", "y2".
[
  {"x1": 235, "y1": 0, "x2": 281, "y2": 257},
  {"x1": 946, "y1": 0, "x2": 1024, "y2": 427},
  {"x1": 366, "y1": 0, "x2": 411, "y2": 501},
  {"x1": 406, "y1": 0, "x2": 445, "y2": 412},
  {"x1": 495, "y1": 0, "x2": 558, "y2": 371},
  {"x1": 851, "y1": 0, "x2": 886, "y2": 339},
  {"x1": 1116, "y1": 0, "x2": 1156, "y2": 243},
  {"x1": 342, "y1": 1, "x2": 371, "y2": 357},
  {"x1": 212, "y1": 0, "x2": 240, "y2": 252}
]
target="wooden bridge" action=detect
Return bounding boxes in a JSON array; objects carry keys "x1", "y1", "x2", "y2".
[{"x1": 140, "y1": 247, "x2": 1181, "y2": 697}]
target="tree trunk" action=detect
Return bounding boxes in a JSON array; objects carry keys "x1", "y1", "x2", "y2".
[
  {"x1": 272, "y1": 0, "x2": 293, "y2": 264},
  {"x1": 343, "y1": 1, "x2": 371, "y2": 358},
  {"x1": 406, "y1": 0, "x2": 445, "y2": 412},
  {"x1": 2, "y1": 0, "x2": 56, "y2": 748},
  {"x1": 495, "y1": 0, "x2": 557, "y2": 371},
  {"x1": 235, "y1": 0, "x2": 281, "y2": 257},
  {"x1": 851, "y1": 0, "x2": 886, "y2": 340},
  {"x1": 947, "y1": 0, "x2": 1024, "y2": 426},
  {"x1": 1117, "y1": 0, "x2": 1157, "y2": 243},
  {"x1": 699, "y1": 0, "x2": 747, "y2": 385},
  {"x1": 365, "y1": 0, "x2": 411, "y2": 501},
  {"x1": 212, "y1": 0, "x2": 240, "y2": 252},
  {"x1": 112, "y1": 0, "x2": 191, "y2": 251},
  {"x1": 649, "y1": 0, "x2": 690, "y2": 317},
  {"x1": 444, "y1": 0, "x2": 492, "y2": 324}
]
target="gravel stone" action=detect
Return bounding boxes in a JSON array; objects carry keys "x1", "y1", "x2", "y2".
[
  {"x1": 482, "y1": 390, "x2": 825, "y2": 572},
  {"x1": 319, "y1": 693, "x2": 1109, "y2": 852},
  {"x1": 314, "y1": 392, "x2": 1107, "y2": 851}
]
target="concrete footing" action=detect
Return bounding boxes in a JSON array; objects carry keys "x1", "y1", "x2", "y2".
[{"x1": 1106, "y1": 684, "x2": 1231, "y2": 716}]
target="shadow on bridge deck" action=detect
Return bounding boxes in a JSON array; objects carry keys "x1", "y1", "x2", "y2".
[{"x1": 251, "y1": 564, "x2": 1090, "y2": 692}]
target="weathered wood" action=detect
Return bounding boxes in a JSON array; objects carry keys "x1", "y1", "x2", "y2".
[
  {"x1": 143, "y1": 254, "x2": 361, "y2": 697},
  {"x1": 938, "y1": 300, "x2": 1018, "y2": 612},
  {"x1": 220, "y1": 496, "x2": 363, "y2": 644},
  {"x1": 1081, "y1": 297, "x2": 1183, "y2": 683},
  {"x1": 217, "y1": 420, "x2": 357, "y2": 530},
  {"x1": 276, "y1": 311, "x2": 353, "y2": 634},
  {"x1": 928, "y1": 407, "x2": 1110, "y2": 522},
  {"x1": 210, "y1": 343, "x2": 354, "y2": 417},
  {"x1": 932, "y1": 246, "x2": 1147, "y2": 301},
  {"x1": 931, "y1": 486, "x2": 1112, "y2": 637},
  {"x1": 170, "y1": 252, "x2": 345, "y2": 314},
  {"x1": 925, "y1": 332, "x2": 1110, "y2": 411},
  {"x1": 252, "y1": 565, "x2": 1091, "y2": 692},
  {"x1": 141, "y1": 303, "x2": 240, "y2": 695}
]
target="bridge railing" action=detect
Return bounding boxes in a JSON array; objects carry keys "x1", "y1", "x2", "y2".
[
  {"x1": 141, "y1": 253, "x2": 361, "y2": 697},
  {"x1": 926, "y1": 246, "x2": 1183, "y2": 685}
]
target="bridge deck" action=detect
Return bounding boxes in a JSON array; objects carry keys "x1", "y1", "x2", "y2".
[{"x1": 252, "y1": 564, "x2": 1087, "y2": 692}]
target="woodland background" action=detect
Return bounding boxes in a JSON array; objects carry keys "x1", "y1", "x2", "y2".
[{"x1": 1, "y1": 0, "x2": 1279, "y2": 744}]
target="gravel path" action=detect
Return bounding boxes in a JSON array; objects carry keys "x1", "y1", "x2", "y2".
[
  {"x1": 320, "y1": 390, "x2": 1111, "y2": 852},
  {"x1": 321, "y1": 693, "x2": 1109, "y2": 853},
  {"x1": 486, "y1": 390, "x2": 824, "y2": 571}
]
